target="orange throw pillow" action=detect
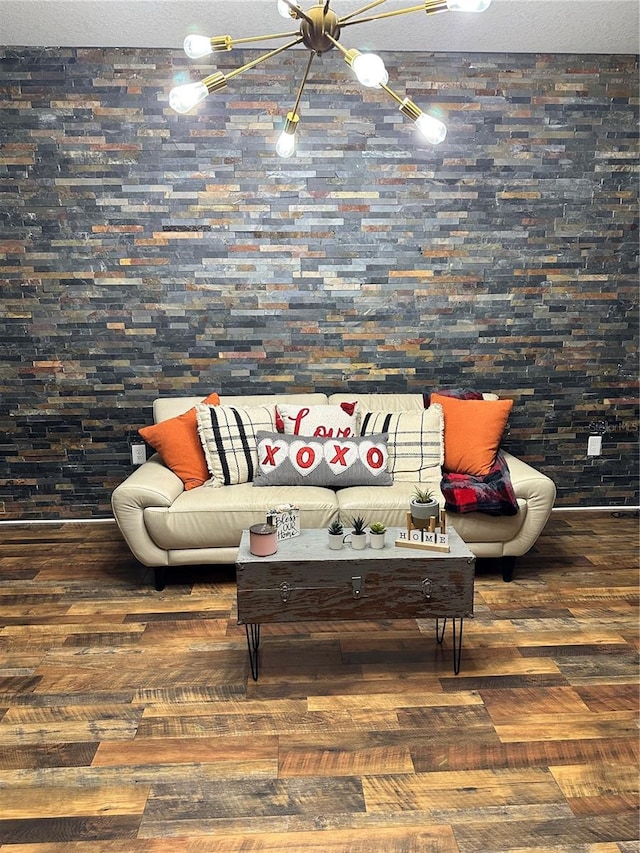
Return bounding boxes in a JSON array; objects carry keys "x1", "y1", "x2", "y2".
[
  {"x1": 138, "y1": 392, "x2": 220, "y2": 489},
  {"x1": 430, "y1": 393, "x2": 513, "y2": 477}
]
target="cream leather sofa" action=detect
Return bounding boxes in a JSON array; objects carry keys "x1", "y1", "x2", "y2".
[{"x1": 111, "y1": 393, "x2": 556, "y2": 589}]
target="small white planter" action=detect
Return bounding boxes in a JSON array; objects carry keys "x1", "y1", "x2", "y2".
[
  {"x1": 327, "y1": 532, "x2": 344, "y2": 550},
  {"x1": 370, "y1": 532, "x2": 385, "y2": 550},
  {"x1": 348, "y1": 533, "x2": 367, "y2": 550}
]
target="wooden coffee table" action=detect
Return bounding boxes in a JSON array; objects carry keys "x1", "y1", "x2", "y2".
[{"x1": 236, "y1": 527, "x2": 475, "y2": 680}]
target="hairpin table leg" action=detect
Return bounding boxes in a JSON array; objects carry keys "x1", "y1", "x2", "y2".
[
  {"x1": 452, "y1": 617, "x2": 464, "y2": 675},
  {"x1": 245, "y1": 623, "x2": 261, "y2": 681},
  {"x1": 435, "y1": 616, "x2": 464, "y2": 675}
]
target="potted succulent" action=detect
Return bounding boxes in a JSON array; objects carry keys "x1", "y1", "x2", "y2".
[
  {"x1": 327, "y1": 519, "x2": 344, "y2": 550},
  {"x1": 410, "y1": 486, "x2": 440, "y2": 530},
  {"x1": 369, "y1": 521, "x2": 386, "y2": 550},
  {"x1": 348, "y1": 515, "x2": 368, "y2": 550}
]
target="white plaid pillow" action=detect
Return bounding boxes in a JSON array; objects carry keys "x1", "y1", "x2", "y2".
[
  {"x1": 196, "y1": 404, "x2": 276, "y2": 487},
  {"x1": 360, "y1": 404, "x2": 444, "y2": 482}
]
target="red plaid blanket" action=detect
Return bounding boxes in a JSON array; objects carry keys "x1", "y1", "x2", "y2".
[{"x1": 441, "y1": 450, "x2": 519, "y2": 516}]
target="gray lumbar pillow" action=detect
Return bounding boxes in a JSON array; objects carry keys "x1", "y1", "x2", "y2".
[{"x1": 252, "y1": 431, "x2": 393, "y2": 488}]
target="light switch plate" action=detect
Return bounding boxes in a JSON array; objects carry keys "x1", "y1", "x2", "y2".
[{"x1": 587, "y1": 435, "x2": 602, "y2": 457}]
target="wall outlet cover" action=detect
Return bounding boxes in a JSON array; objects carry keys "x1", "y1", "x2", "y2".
[{"x1": 131, "y1": 444, "x2": 147, "y2": 465}]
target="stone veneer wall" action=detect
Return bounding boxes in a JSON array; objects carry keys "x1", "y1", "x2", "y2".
[{"x1": 0, "y1": 46, "x2": 638, "y2": 519}]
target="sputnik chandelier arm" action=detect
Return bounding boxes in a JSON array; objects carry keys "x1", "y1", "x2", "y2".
[
  {"x1": 169, "y1": 0, "x2": 492, "y2": 156},
  {"x1": 325, "y1": 32, "x2": 446, "y2": 144},
  {"x1": 338, "y1": 0, "x2": 487, "y2": 27},
  {"x1": 169, "y1": 36, "x2": 304, "y2": 113},
  {"x1": 276, "y1": 51, "x2": 316, "y2": 158}
]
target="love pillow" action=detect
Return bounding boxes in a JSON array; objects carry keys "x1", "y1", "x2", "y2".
[
  {"x1": 276, "y1": 402, "x2": 359, "y2": 437},
  {"x1": 252, "y1": 431, "x2": 393, "y2": 488}
]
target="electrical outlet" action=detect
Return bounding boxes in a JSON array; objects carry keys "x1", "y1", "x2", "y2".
[
  {"x1": 587, "y1": 435, "x2": 602, "y2": 457},
  {"x1": 131, "y1": 444, "x2": 147, "y2": 465}
]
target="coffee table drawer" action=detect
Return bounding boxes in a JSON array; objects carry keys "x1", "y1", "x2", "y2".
[{"x1": 237, "y1": 558, "x2": 474, "y2": 624}]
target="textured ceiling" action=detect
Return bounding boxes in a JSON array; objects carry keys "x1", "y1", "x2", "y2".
[{"x1": 1, "y1": 0, "x2": 639, "y2": 53}]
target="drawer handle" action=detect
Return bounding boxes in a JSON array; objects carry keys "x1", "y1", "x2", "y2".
[
  {"x1": 421, "y1": 578, "x2": 432, "y2": 599},
  {"x1": 351, "y1": 576, "x2": 363, "y2": 599},
  {"x1": 279, "y1": 582, "x2": 291, "y2": 603}
]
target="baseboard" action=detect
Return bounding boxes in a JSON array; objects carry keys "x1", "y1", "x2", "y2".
[
  {"x1": 0, "y1": 518, "x2": 117, "y2": 525},
  {"x1": 550, "y1": 506, "x2": 640, "y2": 513}
]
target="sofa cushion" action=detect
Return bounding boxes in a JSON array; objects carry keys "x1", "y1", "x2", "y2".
[
  {"x1": 359, "y1": 405, "x2": 444, "y2": 483},
  {"x1": 336, "y1": 479, "x2": 442, "y2": 529},
  {"x1": 143, "y1": 482, "x2": 339, "y2": 550},
  {"x1": 329, "y1": 393, "x2": 424, "y2": 412},
  {"x1": 196, "y1": 404, "x2": 276, "y2": 487},
  {"x1": 252, "y1": 431, "x2": 393, "y2": 488},
  {"x1": 276, "y1": 402, "x2": 359, "y2": 437},
  {"x1": 138, "y1": 392, "x2": 220, "y2": 490},
  {"x1": 431, "y1": 393, "x2": 513, "y2": 476}
]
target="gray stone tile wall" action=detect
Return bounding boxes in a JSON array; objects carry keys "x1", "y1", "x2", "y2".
[{"x1": 0, "y1": 47, "x2": 637, "y2": 517}]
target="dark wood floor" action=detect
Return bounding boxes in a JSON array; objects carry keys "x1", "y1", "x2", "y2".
[{"x1": 0, "y1": 511, "x2": 638, "y2": 852}]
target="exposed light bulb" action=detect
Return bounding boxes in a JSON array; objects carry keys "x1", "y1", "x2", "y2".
[
  {"x1": 169, "y1": 81, "x2": 209, "y2": 114},
  {"x1": 447, "y1": 0, "x2": 491, "y2": 11},
  {"x1": 415, "y1": 113, "x2": 447, "y2": 145},
  {"x1": 277, "y1": 0, "x2": 296, "y2": 18},
  {"x1": 183, "y1": 35, "x2": 213, "y2": 58},
  {"x1": 352, "y1": 53, "x2": 389, "y2": 89},
  {"x1": 276, "y1": 129, "x2": 296, "y2": 158},
  {"x1": 276, "y1": 111, "x2": 299, "y2": 158}
]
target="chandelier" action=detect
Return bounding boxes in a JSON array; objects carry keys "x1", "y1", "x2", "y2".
[{"x1": 169, "y1": 0, "x2": 492, "y2": 158}]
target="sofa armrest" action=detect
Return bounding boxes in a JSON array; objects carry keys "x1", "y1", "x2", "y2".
[
  {"x1": 502, "y1": 451, "x2": 556, "y2": 556},
  {"x1": 111, "y1": 455, "x2": 185, "y2": 566}
]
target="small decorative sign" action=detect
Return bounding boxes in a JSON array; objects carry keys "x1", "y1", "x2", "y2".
[
  {"x1": 395, "y1": 510, "x2": 450, "y2": 553},
  {"x1": 266, "y1": 504, "x2": 300, "y2": 541}
]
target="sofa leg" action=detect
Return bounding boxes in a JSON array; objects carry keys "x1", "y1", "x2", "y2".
[
  {"x1": 154, "y1": 568, "x2": 167, "y2": 591},
  {"x1": 501, "y1": 556, "x2": 516, "y2": 583}
]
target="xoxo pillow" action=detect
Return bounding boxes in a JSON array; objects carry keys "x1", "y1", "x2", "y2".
[
  {"x1": 252, "y1": 431, "x2": 393, "y2": 488},
  {"x1": 276, "y1": 402, "x2": 359, "y2": 437}
]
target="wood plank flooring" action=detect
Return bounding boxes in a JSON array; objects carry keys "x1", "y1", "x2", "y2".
[{"x1": 0, "y1": 511, "x2": 637, "y2": 852}]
